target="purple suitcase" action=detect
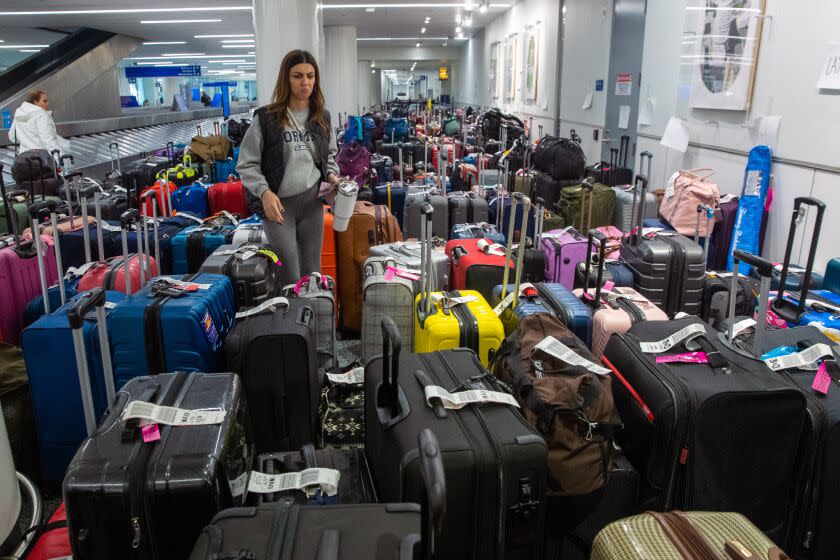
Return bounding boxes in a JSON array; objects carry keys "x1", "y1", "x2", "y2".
[
  {"x1": 541, "y1": 227, "x2": 589, "y2": 289},
  {"x1": 708, "y1": 196, "x2": 738, "y2": 271}
]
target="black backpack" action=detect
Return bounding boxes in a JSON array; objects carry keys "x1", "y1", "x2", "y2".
[
  {"x1": 533, "y1": 136, "x2": 586, "y2": 181},
  {"x1": 226, "y1": 119, "x2": 251, "y2": 146},
  {"x1": 481, "y1": 108, "x2": 524, "y2": 143},
  {"x1": 12, "y1": 149, "x2": 55, "y2": 183}
]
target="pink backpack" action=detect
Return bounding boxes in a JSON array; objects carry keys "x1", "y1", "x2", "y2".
[
  {"x1": 658, "y1": 169, "x2": 721, "y2": 237},
  {"x1": 336, "y1": 141, "x2": 372, "y2": 187}
]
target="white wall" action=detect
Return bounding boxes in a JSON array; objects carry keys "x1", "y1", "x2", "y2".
[
  {"x1": 453, "y1": 0, "x2": 561, "y2": 136},
  {"x1": 637, "y1": 0, "x2": 840, "y2": 271},
  {"x1": 357, "y1": 62, "x2": 381, "y2": 112}
]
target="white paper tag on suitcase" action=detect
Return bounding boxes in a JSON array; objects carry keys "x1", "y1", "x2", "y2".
[
  {"x1": 764, "y1": 344, "x2": 834, "y2": 371},
  {"x1": 424, "y1": 385, "x2": 520, "y2": 410},
  {"x1": 99, "y1": 222, "x2": 121, "y2": 232},
  {"x1": 805, "y1": 298, "x2": 840, "y2": 315},
  {"x1": 638, "y1": 323, "x2": 707, "y2": 354},
  {"x1": 228, "y1": 471, "x2": 248, "y2": 498},
  {"x1": 446, "y1": 295, "x2": 479, "y2": 306},
  {"x1": 674, "y1": 312, "x2": 691, "y2": 319},
  {"x1": 731, "y1": 318, "x2": 756, "y2": 338},
  {"x1": 179, "y1": 213, "x2": 204, "y2": 224},
  {"x1": 247, "y1": 468, "x2": 340, "y2": 496},
  {"x1": 158, "y1": 277, "x2": 211, "y2": 291},
  {"x1": 492, "y1": 283, "x2": 534, "y2": 315},
  {"x1": 326, "y1": 367, "x2": 364, "y2": 384},
  {"x1": 534, "y1": 336, "x2": 611, "y2": 375},
  {"x1": 665, "y1": 172, "x2": 679, "y2": 198},
  {"x1": 235, "y1": 296, "x2": 289, "y2": 319},
  {"x1": 603, "y1": 288, "x2": 647, "y2": 303},
  {"x1": 121, "y1": 400, "x2": 226, "y2": 426},
  {"x1": 220, "y1": 210, "x2": 240, "y2": 226}
]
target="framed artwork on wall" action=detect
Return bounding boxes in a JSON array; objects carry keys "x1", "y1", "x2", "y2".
[
  {"x1": 504, "y1": 35, "x2": 517, "y2": 101},
  {"x1": 688, "y1": 0, "x2": 766, "y2": 111},
  {"x1": 490, "y1": 42, "x2": 500, "y2": 99},
  {"x1": 524, "y1": 25, "x2": 540, "y2": 102}
]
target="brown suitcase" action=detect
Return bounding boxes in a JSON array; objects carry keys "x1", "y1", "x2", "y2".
[{"x1": 336, "y1": 201, "x2": 402, "y2": 332}]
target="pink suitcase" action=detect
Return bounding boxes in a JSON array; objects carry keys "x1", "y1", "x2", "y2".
[
  {"x1": 0, "y1": 235, "x2": 58, "y2": 345},
  {"x1": 595, "y1": 225, "x2": 624, "y2": 260},
  {"x1": 575, "y1": 229, "x2": 667, "y2": 358},
  {"x1": 542, "y1": 227, "x2": 589, "y2": 289}
]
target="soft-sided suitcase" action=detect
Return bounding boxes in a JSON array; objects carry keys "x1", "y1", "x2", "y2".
[
  {"x1": 108, "y1": 273, "x2": 236, "y2": 388},
  {"x1": 64, "y1": 365, "x2": 253, "y2": 560},
  {"x1": 542, "y1": 227, "x2": 589, "y2": 289},
  {"x1": 445, "y1": 237, "x2": 513, "y2": 304},
  {"x1": 225, "y1": 296, "x2": 317, "y2": 453},
  {"x1": 415, "y1": 204, "x2": 505, "y2": 367},
  {"x1": 281, "y1": 273, "x2": 337, "y2": 370},
  {"x1": 366, "y1": 316, "x2": 547, "y2": 559},
  {"x1": 556, "y1": 180, "x2": 616, "y2": 234},
  {"x1": 369, "y1": 240, "x2": 449, "y2": 291},
  {"x1": 318, "y1": 362, "x2": 365, "y2": 448},
  {"x1": 361, "y1": 257, "x2": 418, "y2": 361},
  {"x1": 208, "y1": 176, "x2": 250, "y2": 218},
  {"x1": 172, "y1": 181, "x2": 210, "y2": 218},
  {"x1": 708, "y1": 195, "x2": 739, "y2": 271},
  {"x1": 601, "y1": 315, "x2": 808, "y2": 544},
  {"x1": 702, "y1": 271, "x2": 759, "y2": 328},
  {"x1": 336, "y1": 201, "x2": 402, "y2": 332},
  {"x1": 591, "y1": 511, "x2": 789, "y2": 560},
  {"x1": 449, "y1": 222, "x2": 506, "y2": 244},
  {"x1": 170, "y1": 223, "x2": 236, "y2": 274},
  {"x1": 189, "y1": 429, "x2": 447, "y2": 560},
  {"x1": 199, "y1": 243, "x2": 280, "y2": 309}
]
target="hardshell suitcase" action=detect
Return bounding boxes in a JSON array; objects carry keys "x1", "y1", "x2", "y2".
[
  {"x1": 373, "y1": 181, "x2": 407, "y2": 229},
  {"x1": 449, "y1": 222, "x2": 506, "y2": 244},
  {"x1": 404, "y1": 190, "x2": 448, "y2": 240},
  {"x1": 64, "y1": 370, "x2": 253, "y2": 560},
  {"x1": 231, "y1": 222, "x2": 268, "y2": 247},
  {"x1": 281, "y1": 273, "x2": 338, "y2": 370},
  {"x1": 611, "y1": 184, "x2": 658, "y2": 232},
  {"x1": 366, "y1": 317, "x2": 547, "y2": 559},
  {"x1": 493, "y1": 282, "x2": 593, "y2": 346},
  {"x1": 225, "y1": 296, "x2": 317, "y2": 453},
  {"x1": 172, "y1": 181, "x2": 210, "y2": 218},
  {"x1": 108, "y1": 273, "x2": 237, "y2": 388},
  {"x1": 448, "y1": 191, "x2": 489, "y2": 228},
  {"x1": 445, "y1": 237, "x2": 513, "y2": 304},
  {"x1": 361, "y1": 257, "x2": 418, "y2": 362},
  {"x1": 170, "y1": 224, "x2": 236, "y2": 274},
  {"x1": 601, "y1": 317, "x2": 807, "y2": 543},
  {"x1": 208, "y1": 177, "x2": 250, "y2": 218},
  {"x1": 542, "y1": 227, "x2": 589, "y2": 289},
  {"x1": 369, "y1": 240, "x2": 449, "y2": 291},
  {"x1": 336, "y1": 201, "x2": 402, "y2": 332},
  {"x1": 199, "y1": 243, "x2": 281, "y2": 309},
  {"x1": 322, "y1": 205, "x2": 338, "y2": 285}
]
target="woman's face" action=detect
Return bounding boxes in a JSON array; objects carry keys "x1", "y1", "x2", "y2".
[
  {"x1": 288, "y1": 63, "x2": 316, "y2": 101},
  {"x1": 35, "y1": 94, "x2": 49, "y2": 110}
]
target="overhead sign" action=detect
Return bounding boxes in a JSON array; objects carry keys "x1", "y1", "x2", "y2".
[
  {"x1": 438, "y1": 66, "x2": 449, "y2": 80},
  {"x1": 126, "y1": 65, "x2": 202, "y2": 79}
]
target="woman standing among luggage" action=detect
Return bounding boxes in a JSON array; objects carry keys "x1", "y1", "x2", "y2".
[
  {"x1": 237, "y1": 49, "x2": 340, "y2": 284},
  {"x1": 9, "y1": 89, "x2": 70, "y2": 153}
]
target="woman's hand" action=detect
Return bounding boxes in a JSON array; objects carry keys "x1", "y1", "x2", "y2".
[
  {"x1": 261, "y1": 190, "x2": 285, "y2": 224},
  {"x1": 327, "y1": 174, "x2": 340, "y2": 187}
]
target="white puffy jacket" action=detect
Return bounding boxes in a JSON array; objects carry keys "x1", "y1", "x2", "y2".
[{"x1": 8, "y1": 102, "x2": 70, "y2": 153}]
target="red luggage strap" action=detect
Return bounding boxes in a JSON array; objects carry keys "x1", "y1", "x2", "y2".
[{"x1": 601, "y1": 356, "x2": 654, "y2": 423}]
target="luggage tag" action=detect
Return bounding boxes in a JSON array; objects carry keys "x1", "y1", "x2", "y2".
[
  {"x1": 655, "y1": 352, "x2": 709, "y2": 364},
  {"x1": 247, "y1": 467, "x2": 340, "y2": 497},
  {"x1": 178, "y1": 213, "x2": 204, "y2": 224},
  {"x1": 326, "y1": 366, "x2": 365, "y2": 385},
  {"x1": 122, "y1": 400, "x2": 226, "y2": 426},
  {"x1": 534, "y1": 336, "x2": 611, "y2": 376},
  {"x1": 730, "y1": 318, "x2": 757, "y2": 338},
  {"x1": 763, "y1": 343, "x2": 834, "y2": 371},
  {"x1": 638, "y1": 323, "x2": 707, "y2": 354},
  {"x1": 424, "y1": 385, "x2": 520, "y2": 410},
  {"x1": 141, "y1": 424, "x2": 161, "y2": 443},
  {"x1": 384, "y1": 265, "x2": 421, "y2": 281},
  {"x1": 220, "y1": 210, "x2": 240, "y2": 226},
  {"x1": 235, "y1": 296, "x2": 289, "y2": 319},
  {"x1": 665, "y1": 172, "x2": 679, "y2": 198},
  {"x1": 493, "y1": 283, "x2": 534, "y2": 315}
]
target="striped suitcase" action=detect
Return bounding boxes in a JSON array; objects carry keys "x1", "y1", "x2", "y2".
[
  {"x1": 361, "y1": 257, "x2": 417, "y2": 361},
  {"x1": 611, "y1": 184, "x2": 658, "y2": 232}
]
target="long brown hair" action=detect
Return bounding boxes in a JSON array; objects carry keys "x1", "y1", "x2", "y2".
[{"x1": 267, "y1": 50, "x2": 328, "y2": 133}]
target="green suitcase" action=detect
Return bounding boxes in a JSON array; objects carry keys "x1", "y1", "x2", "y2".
[{"x1": 556, "y1": 181, "x2": 616, "y2": 232}]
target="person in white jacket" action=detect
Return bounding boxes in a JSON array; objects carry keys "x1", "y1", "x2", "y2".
[{"x1": 9, "y1": 90, "x2": 70, "y2": 153}]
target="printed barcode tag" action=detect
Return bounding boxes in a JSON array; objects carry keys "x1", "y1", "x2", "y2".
[
  {"x1": 235, "y1": 296, "x2": 289, "y2": 319},
  {"x1": 159, "y1": 277, "x2": 211, "y2": 290},
  {"x1": 228, "y1": 471, "x2": 248, "y2": 498},
  {"x1": 221, "y1": 210, "x2": 240, "y2": 226},
  {"x1": 238, "y1": 250, "x2": 257, "y2": 260},
  {"x1": 179, "y1": 213, "x2": 204, "y2": 224},
  {"x1": 812, "y1": 362, "x2": 832, "y2": 395},
  {"x1": 326, "y1": 367, "x2": 364, "y2": 384},
  {"x1": 764, "y1": 344, "x2": 834, "y2": 371},
  {"x1": 731, "y1": 318, "x2": 756, "y2": 338},
  {"x1": 665, "y1": 172, "x2": 679, "y2": 198},
  {"x1": 424, "y1": 385, "x2": 520, "y2": 410},
  {"x1": 447, "y1": 295, "x2": 479, "y2": 306},
  {"x1": 99, "y1": 222, "x2": 121, "y2": 232},
  {"x1": 494, "y1": 291, "x2": 515, "y2": 315},
  {"x1": 121, "y1": 400, "x2": 226, "y2": 426},
  {"x1": 534, "y1": 336, "x2": 611, "y2": 375},
  {"x1": 247, "y1": 468, "x2": 340, "y2": 496},
  {"x1": 639, "y1": 323, "x2": 707, "y2": 354}
]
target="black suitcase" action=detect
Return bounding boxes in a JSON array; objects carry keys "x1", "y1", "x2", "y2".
[
  {"x1": 199, "y1": 243, "x2": 281, "y2": 309},
  {"x1": 701, "y1": 272, "x2": 758, "y2": 328},
  {"x1": 619, "y1": 167, "x2": 705, "y2": 317},
  {"x1": 365, "y1": 317, "x2": 548, "y2": 559},
  {"x1": 225, "y1": 297, "x2": 318, "y2": 453},
  {"x1": 601, "y1": 315, "x2": 808, "y2": 545},
  {"x1": 189, "y1": 429, "x2": 447, "y2": 560},
  {"x1": 63, "y1": 291, "x2": 253, "y2": 560},
  {"x1": 447, "y1": 190, "x2": 489, "y2": 227}
]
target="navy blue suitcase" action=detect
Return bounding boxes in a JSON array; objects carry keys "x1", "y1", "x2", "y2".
[
  {"x1": 492, "y1": 282, "x2": 593, "y2": 347},
  {"x1": 373, "y1": 182, "x2": 407, "y2": 229},
  {"x1": 489, "y1": 195, "x2": 536, "y2": 242},
  {"x1": 21, "y1": 290, "x2": 126, "y2": 480},
  {"x1": 170, "y1": 224, "x2": 235, "y2": 274},
  {"x1": 449, "y1": 222, "x2": 506, "y2": 244},
  {"x1": 574, "y1": 260, "x2": 635, "y2": 290},
  {"x1": 108, "y1": 273, "x2": 236, "y2": 389},
  {"x1": 124, "y1": 216, "x2": 193, "y2": 275}
]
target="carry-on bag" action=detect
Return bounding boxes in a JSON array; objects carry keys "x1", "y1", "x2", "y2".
[
  {"x1": 556, "y1": 178, "x2": 616, "y2": 234},
  {"x1": 373, "y1": 181, "x2": 407, "y2": 229},
  {"x1": 404, "y1": 182, "x2": 448, "y2": 241},
  {"x1": 198, "y1": 243, "x2": 280, "y2": 309},
  {"x1": 140, "y1": 178, "x2": 178, "y2": 218},
  {"x1": 611, "y1": 155, "x2": 658, "y2": 232},
  {"x1": 231, "y1": 221, "x2": 268, "y2": 248},
  {"x1": 658, "y1": 168, "x2": 721, "y2": 238},
  {"x1": 281, "y1": 273, "x2": 338, "y2": 370},
  {"x1": 448, "y1": 190, "x2": 489, "y2": 229},
  {"x1": 369, "y1": 240, "x2": 449, "y2": 290},
  {"x1": 172, "y1": 180, "x2": 210, "y2": 218},
  {"x1": 542, "y1": 226, "x2": 589, "y2": 289},
  {"x1": 336, "y1": 201, "x2": 402, "y2": 332},
  {"x1": 189, "y1": 429, "x2": 446, "y2": 560},
  {"x1": 449, "y1": 222, "x2": 506, "y2": 244},
  {"x1": 591, "y1": 511, "x2": 789, "y2": 560},
  {"x1": 445, "y1": 236, "x2": 514, "y2": 304},
  {"x1": 533, "y1": 135, "x2": 586, "y2": 181},
  {"x1": 416, "y1": 203, "x2": 505, "y2": 367},
  {"x1": 225, "y1": 296, "x2": 317, "y2": 453},
  {"x1": 64, "y1": 299, "x2": 253, "y2": 560},
  {"x1": 367, "y1": 316, "x2": 546, "y2": 559},
  {"x1": 208, "y1": 176, "x2": 250, "y2": 219},
  {"x1": 361, "y1": 257, "x2": 419, "y2": 361},
  {"x1": 170, "y1": 223, "x2": 236, "y2": 274},
  {"x1": 108, "y1": 273, "x2": 236, "y2": 388}
]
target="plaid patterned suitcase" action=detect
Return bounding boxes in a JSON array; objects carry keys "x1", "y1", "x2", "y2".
[{"x1": 360, "y1": 257, "x2": 417, "y2": 361}]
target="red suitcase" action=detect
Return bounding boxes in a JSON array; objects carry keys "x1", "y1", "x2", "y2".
[
  {"x1": 445, "y1": 237, "x2": 513, "y2": 303},
  {"x1": 141, "y1": 179, "x2": 177, "y2": 217},
  {"x1": 208, "y1": 176, "x2": 250, "y2": 218}
]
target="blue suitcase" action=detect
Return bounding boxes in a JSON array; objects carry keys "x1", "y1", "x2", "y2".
[
  {"x1": 574, "y1": 259, "x2": 635, "y2": 290},
  {"x1": 172, "y1": 182, "x2": 210, "y2": 218},
  {"x1": 489, "y1": 195, "x2": 536, "y2": 242},
  {"x1": 21, "y1": 290, "x2": 126, "y2": 480},
  {"x1": 170, "y1": 224, "x2": 235, "y2": 274},
  {"x1": 212, "y1": 158, "x2": 238, "y2": 182},
  {"x1": 777, "y1": 289, "x2": 840, "y2": 331},
  {"x1": 492, "y1": 282, "x2": 592, "y2": 346},
  {"x1": 449, "y1": 223, "x2": 506, "y2": 244},
  {"x1": 108, "y1": 273, "x2": 236, "y2": 388},
  {"x1": 373, "y1": 182, "x2": 407, "y2": 229}
]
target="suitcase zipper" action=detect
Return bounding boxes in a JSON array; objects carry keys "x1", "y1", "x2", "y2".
[
  {"x1": 536, "y1": 283, "x2": 570, "y2": 326},
  {"x1": 128, "y1": 372, "x2": 189, "y2": 557},
  {"x1": 448, "y1": 291, "x2": 480, "y2": 356},
  {"x1": 613, "y1": 297, "x2": 645, "y2": 324}
]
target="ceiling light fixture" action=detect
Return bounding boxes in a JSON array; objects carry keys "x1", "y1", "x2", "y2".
[
  {"x1": 370, "y1": 60, "x2": 375, "y2": 67},
  {"x1": 0, "y1": 7, "x2": 250, "y2": 16},
  {"x1": 442, "y1": 41, "x2": 448, "y2": 46},
  {"x1": 455, "y1": 26, "x2": 462, "y2": 32},
  {"x1": 141, "y1": 19, "x2": 222, "y2": 24},
  {"x1": 209, "y1": 59, "x2": 245, "y2": 63},
  {"x1": 464, "y1": 17, "x2": 472, "y2": 26},
  {"x1": 136, "y1": 61, "x2": 175, "y2": 65},
  {"x1": 464, "y1": 0, "x2": 475, "y2": 9},
  {"x1": 321, "y1": 3, "x2": 510, "y2": 9},
  {"x1": 162, "y1": 52, "x2": 205, "y2": 56},
  {"x1": 194, "y1": 34, "x2": 254, "y2": 38},
  {"x1": 416, "y1": 42, "x2": 422, "y2": 47},
  {"x1": 222, "y1": 45, "x2": 255, "y2": 48},
  {"x1": 371, "y1": 69, "x2": 376, "y2": 74},
  {"x1": 143, "y1": 41, "x2": 186, "y2": 45},
  {"x1": 365, "y1": 7, "x2": 376, "y2": 11},
  {"x1": 421, "y1": 27, "x2": 426, "y2": 33},
  {"x1": 127, "y1": 54, "x2": 254, "y2": 60},
  {"x1": 221, "y1": 39, "x2": 254, "y2": 43},
  {"x1": 479, "y1": 1, "x2": 488, "y2": 13},
  {"x1": 19, "y1": 49, "x2": 41, "y2": 53},
  {"x1": 0, "y1": 44, "x2": 49, "y2": 49},
  {"x1": 356, "y1": 37, "x2": 448, "y2": 41}
]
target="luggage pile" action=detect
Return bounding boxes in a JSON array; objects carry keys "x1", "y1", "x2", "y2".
[{"x1": 3, "y1": 106, "x2": 839, "y2": 560}]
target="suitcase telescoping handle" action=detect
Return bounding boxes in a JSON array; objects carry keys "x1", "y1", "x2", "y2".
[
  {"x1": 631, "y1": 151, "x2": 653, "y2": 247},
  {"x1": 109, "y1": 142, "x2": 121, "y2": 174},
  {"x1": 579, "y1": 177, "x2": 595, "y2": 233},
  {"x1": 28, "y1": 199, "x2": 60, "y2": 314},
  {"x1": 76, "y1": 180, "x2": 99, "y2": 265},
  {"x1": 534, "y1": 197, "x2": 546, "y2": 245},
  {"x1": 62, "y1": 170, "x2": 84, "y2": 231},
  {"x1": 499, "y1": 193, "x2": 520, "y2": 304},
  {"x1": 771, "y1": 197, "x2": 827, "y2": 324},
  {"x1": 727, "y1": 249, "x2": 774, "y2": 357},
  {"x1": 419, "y1": 201, "x2": 435, "y2": 319},
  {"x1": 397, "y1": 141, "x2": 404, "y2": 184},
  {"x1": 416, "y1": 428, "x2": 446, "y2": 560},
  {"x1": 120, "y1": 209, "x2": 140, "y2": 294},
  {"x1": 695, "y1": 204, "x2": 715, "y2": 268},
  {"x1": 67, "y1": 287, "x2": 116, "y2": 436},
  {"x1": 583, "y1": 229, "x2": 610, "y2": 308},
  {"x1": 378, "y1": 316, "x2": 410, "y2": 427}
]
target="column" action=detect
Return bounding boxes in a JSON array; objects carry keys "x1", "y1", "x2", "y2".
[
  {"x1": 357, "y1": 61, "x2": 380, "y2": 112},
  {"x1": 252, "y1": 0, "x2": 322, "y2": 107},
  {"x1": 323, "y1": 25, "x2": 358, "y2": 119}
]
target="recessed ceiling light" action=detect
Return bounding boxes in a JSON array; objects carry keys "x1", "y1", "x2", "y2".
[
  {"x1": 19, "y1": 49, "x2": 41, "y2": 52},
  {"x1": 0, "y1": 7, "x2": 250, "y2": 15},
  {"x1": 143, "y1": 41, "x2": 187, "y2": 45},
  {"x1": 141, "y1": 19, "x2": 222, "y2": 24},
  {"x1": 127, "y1": 54, "x2": 254, "y2": 60},
  {"x1": 209, "y1": 59, "x2": 245, "y2": 63},
  {"x1": 194, "y1": 34, "x2": 254, "y2": 38},
  {"x1": 356, "y1": 37, "x2": 448, "y2": 41},
  {"x1": 421, "y1": 27, "x2": 426, "y2": 33},
  {"x1": 221, "y1": 39, "x2": 255, "y2": 43},
  {"x1": 136, "y1": 61, "x2": 175, "y2": 65},
  {"x1": 0, "y1": 44, "x2": 49, "y2": 49},
  {"x1": 371, "y1": 69, "x2": 376, "y2": 74},
  {"x1": 162, "y1": 52, "x2": 205, "y2": 56},
  {"x1": 416, "y1": 42, "x2": 421, "y2": 47},
  {"x1": 365, "y1": 7, "x2": 376, "y2": 12},
  {"x1": 222, "y1": 45, "x2": 255, "y2": 48},
  {"x1": 455, "y1": 26, "x2": 462, "y2": 32},
  {"x1": 321, "y1": 3, "x2": 510, "y2": 8}
]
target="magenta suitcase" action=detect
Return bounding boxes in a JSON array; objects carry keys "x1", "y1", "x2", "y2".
[
  {"x1": 541, "y1": 227, "x2": 589, "y2": 289},
  {"x1": 0, "y1": 235, "x2": 58, "y2": 345}
]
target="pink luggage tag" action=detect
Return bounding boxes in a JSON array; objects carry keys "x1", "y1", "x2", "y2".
[
  {"x1": 812, "y1": 362, "x2": 832, "y2": 395},
  {"x1": 602, "y1": 281, "x2": 615, "y2": 293},
  {"x1": 655, "y1": 352, "x2": 709, "y2": 364},
  {"x1": 384, "y1": 265, "x2": 421, "y2": 281},
  {"x1": 141, "y1": 424, "x2": 161, "y2": 443}
]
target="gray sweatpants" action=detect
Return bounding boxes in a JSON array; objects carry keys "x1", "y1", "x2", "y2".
[{"x1": 262, "y1": 184, "x2": 324, "y2": 285}]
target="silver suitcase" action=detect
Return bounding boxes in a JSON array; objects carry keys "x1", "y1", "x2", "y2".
[
  {"x1": 232, "y1": 223, "x2": 269, "y2": 248},
  {"x1": 403, "y1": 190, "x2": 448, "y2": 240},
  {"x1": 612, "y1": 185, "x2": 658, "y2": 232},
  {"x1": 360, "y1": 257, "x2": 417, "y2": 361},
  {"x1": 368, "y1": 240, "x2": 449, "y2": 291},
  {"x1": 281, "y1": 273, "x2": 337, "y2": 370}
]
